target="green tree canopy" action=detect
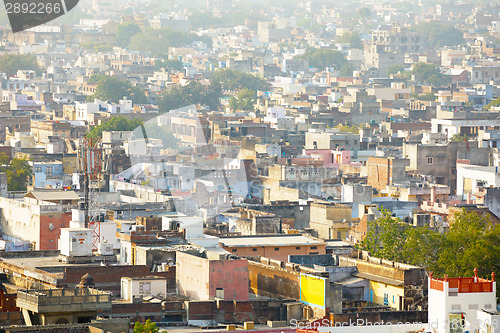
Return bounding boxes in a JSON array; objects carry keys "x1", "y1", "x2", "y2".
[
  {"x1": 128, "y1": 28, "x2": 212, "y2": 55},
  {"x1": 87, "y1": 116, "x2": 144, "y2": 139},
  {"x1": 388, "y1": 64, "x2": 405, "y2": 76},
  {"x1": 299, "y1": 48, "x2": 347, "y2": 71},
  {"x1": 403, "y1": 62, "x2": 451, "y2": 87},
  {"x1": 115, "y1": 23, "x2": 141, "y2": 48},
  {"x1": 411, "y1": 22, "x2": 464, "y2": 48},
  {"x1": 133, "y1": 319, "x2": 159, "y2": 333},
  {"x1": 360, "y1": 209, "x2": 500, "y2": 281},
  {"x1": 154, "y1": 58, "x2": 184, "y2": 72},
  {"x1": 0, "y1": 54, "x2": 42, "y2": 77},
  {"x1": 449, "y1": 133, "x2": 470, "y2": 142},
  {"x1": 212, "y1": 68, "x2": 270, "y2": 92},
  {"x1": 158, "y1": 81, "x2": 222, "y2": 112},
  {"x1": 0, "y1": 154, "x2": 32, "y2": 192},
  {"x1": 484, "y1": 96, "x2": 500, "y2": 110},
  {"x1": 89, "y1": 76, "x2": 149, "y2": 104},
  {"x1": 229, "y1": 88, "x2": 255, "y2": 111},
  {"x1": 337, "y1": 33, "x2": 363, "y2": 49},
  {"x1": 357, "y1": 7, "x2": 371, "y2": 19}
]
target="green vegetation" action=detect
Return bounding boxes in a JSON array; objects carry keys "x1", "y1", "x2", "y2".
[
  {"x1": 141, "y1": 123, "x2": 180, "y2": 149},
  {"x1": 212, "y1": 68, "x2": 270, "y2": 92},
  {"x1": 387, "y1": 64, "x2": 405, "y2": 76},
  {"x1": 411, "y1": 22, "x2": 464, "y2": 48},
  {"x1": 449, "y1": 133, "x2": 470, "y2": 142},
  {"x1": 229, "y1": 88, "x2": 255, "y2": 111},
  {"x1": 410, "y1": 92, "x2": 436, "y2": 101},
  {"x1": 357, "y1": 7, "x2": 371, "y2": 19},
  {"x1": 335, "y1": 123, "x2": 361, "y2": 134},
  {"x1": 395, "y1": 62, "x2": 450, "y2": 87},
  {"x1": 0, "y1": 154, "x2": 32, "y2": 192},
  {"x1": 115, "y1": 23, "x2": 141, "y2": 48},
  {"x1": 337, "y1": 33, "x2": 363, "y2": 49},
  {"x1": 133, "y1": 319, "x2": 159, "y2": 333},
  {"x1": 0, "y1": 54, "x2": 42, "y2": 77},
  {"x1": 87, "y1": 116, "x2": 144, "y2": 139},
  {"x1": 80, "y1": 42, "x2": 114, "y2": 53},
  {"x1": 154, "y1": 59, "x2": 184, "y2": 72},
  {"x1": 158, "y1": 81, "x2": 222, "y2": 112},
  {"x1": 299, "y1": 48, "x2": 347, "y2": 71},
  {"x1": 484, "y1": 96, "x2": 500, "y2": 110},
  {"x1": 128, "y1": 28, "x2": 212, "y2": 55},
  {"x1": 360, "y1": 209, "x2": 500, "y2": 279},
  {"x1": 89, "y1": 76, "x2": 149, "y2": 104}
]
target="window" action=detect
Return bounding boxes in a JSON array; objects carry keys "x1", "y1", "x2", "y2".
[
  {"x1": 34, "y1": 167, "x2": 42, "y2": 173},
  {"x1": 232, "y1": 249, "x2": 237, "y2": 252},
  {"x1": 139, "y1": 282, "x2": 151, "y2": 295},
  {"x1": 252, "y1": 248, "x2": 257, "y2": 252},
  {"x1": 469, "y1": 304, "x2": 478, "y2": 310},
  {"x1": 311, "y1": 246, "x2": 317, "y2": 249},
  {"x1": 427, "y1": 157, "x2": 433, "y2": 165},
  {"x1": 295, "y1": 247, "x2": 301, "y2": 250},
  {"x1": 383, "y1": 293, "x2": 389, "y2": 306},
  {"x1": 46, "y1": 167, "x2": 53, "y2": 177},
  {"x1": 274, "y1": 247, "x2": 279, "y2": 251}
]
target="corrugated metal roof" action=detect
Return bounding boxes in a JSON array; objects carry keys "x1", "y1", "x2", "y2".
[{"x1": 26, "y1": 191, "x2": 80, "y2": 201}]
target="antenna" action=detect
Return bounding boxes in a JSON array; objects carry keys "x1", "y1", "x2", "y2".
[{"x1": 81, "y1": 137, "x2": 103, "y2": 252}]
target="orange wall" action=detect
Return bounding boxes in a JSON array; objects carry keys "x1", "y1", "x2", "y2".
[
  {"x1": 39, "y1": 212, "x2": 71, "y2": 250},
  {"x1": 223, "y1": 244, "x2": 326, "y2": 262}
]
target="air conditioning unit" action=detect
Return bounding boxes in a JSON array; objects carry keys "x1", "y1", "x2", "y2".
[{"x1": 98, "y1": 243, "x2": 113, "y2": 256}]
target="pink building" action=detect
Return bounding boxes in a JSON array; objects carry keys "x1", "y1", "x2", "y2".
[
  {"x1": 176, "y1": 251, "x2": 249, "y2": 301},
  {"x1": 303, "y1": 149, "x2": 351, "y2": 168}
]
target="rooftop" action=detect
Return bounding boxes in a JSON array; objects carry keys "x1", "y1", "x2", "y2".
[{"x1": 219, "y1": 234, "x2": 324, "y2": 248}]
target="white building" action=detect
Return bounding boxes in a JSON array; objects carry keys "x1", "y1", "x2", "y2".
[
  {"x1": 121, "y1": 276, "x2": 168, "y2": 302},
  {"x1": 456, "y1": 164, "x2": 500, "y2": 196},
  {"x1": 428, "y1": 269, "x2": 497, "y2": 333}
]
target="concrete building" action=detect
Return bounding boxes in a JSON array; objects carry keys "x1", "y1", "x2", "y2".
[
  {"x1": 121, "y1": 276, "x2": 169, "y2": 302},
  {"x1": 16, "y1": 287, "x2": 112, "y2": 325},
  {"x1": 309, "y1": 202, "x2": 352, "y2": 240},
  {"x1": 367, "y1": 157, "x2": 410, "y2": 191},
  {"x1": 219, "y1": 234, "x2": 325, "y2": 262},
  {"x1": 403, "y1": 141, "x2": 489, "y2": 192},
  {"x1": 176, "y1": 250, "x2": 249, "y2": 302}
]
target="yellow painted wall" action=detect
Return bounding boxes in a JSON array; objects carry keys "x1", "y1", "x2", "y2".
[
  {"x1": 369, "y1": 281, "x2": 404, "y2": 310},
  {"x1": 300, "y1": 274, "x2": 326, "y2": 308}
]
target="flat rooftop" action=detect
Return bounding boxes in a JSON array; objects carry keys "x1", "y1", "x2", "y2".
[{"x1": 219, "y1": 234, "x2": 324, "y2": 247}]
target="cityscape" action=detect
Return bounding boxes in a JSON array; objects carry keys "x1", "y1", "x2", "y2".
[{"x1": 0, "y1": 0, "x2": 498, "y2": 332}]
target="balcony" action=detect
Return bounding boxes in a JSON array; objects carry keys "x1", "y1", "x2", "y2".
[{"x1": 16, "y1": 288, "x2": 112, "y2": 314}]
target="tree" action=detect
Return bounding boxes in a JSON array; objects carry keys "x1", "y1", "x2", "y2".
[
  {"x1": 437, "y1": 210, "x2": 500, "y2": 279},
  {"x1": 411, "y1": 22, "x2": 464, "y2": 48},
  {"x1": 90, "y1": 76, "x2": 149, "y2": 104},
  {"x1": 141, "y1": 122, "x2": 180, "y2": 149},
  {"x1": 360, "y1": 210, "x2": 409, "y2": 262},
  {"x1": 337, "y1": 33, "x2": 363, "y2": 49},
  {"x1": 133, "y1": 319, "x2": 159, "y2": 333},
  {"x1": 154, "y1": 59, "x2": 184, "y2": 72},
  {"x1": 449, "y1": 133, "x2": 469, "y2": 142},
  {"x1": 484, "y1": 96, "x2": 500, "y2": 110},
  {"x1": 128, "y1": 28, "x2": 212, "y2": 55},
  {"x1": 115, "y1": 23, "x2": 141, "y2": 48},
  {"x1": 388, "y1": 64, "x2": 405, "y2": 76},
  {"x1": 409, "y1": 62, "x2": 451, "y2": 87},
  {"x1": 357, "y1": 7, "x2": 371, "y2": 19},
  {"x1": 87, "y1": 116, "x2": 144, "y2": 139},
  {"x1": 299, "y1": 48, "x2": 347, "y2": 71},
  {"x1": 158, "y1": 81, "x2": 222, "y2": 112},
  {"x1": 0, "y1": 154, "x2": 32, "y2": 192},
  {"x1": 229, "y1": 88, "x2": 255, "y2": 111},
  {"x1": 0, "y1": 54, "x2": 42, "y2": 77},
  {"x1": 212, "y1": 68, "x2": 270, "y2": 92},
  {"x1": 360, "y1": 209, "x2": 500, "y2": 282}
]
